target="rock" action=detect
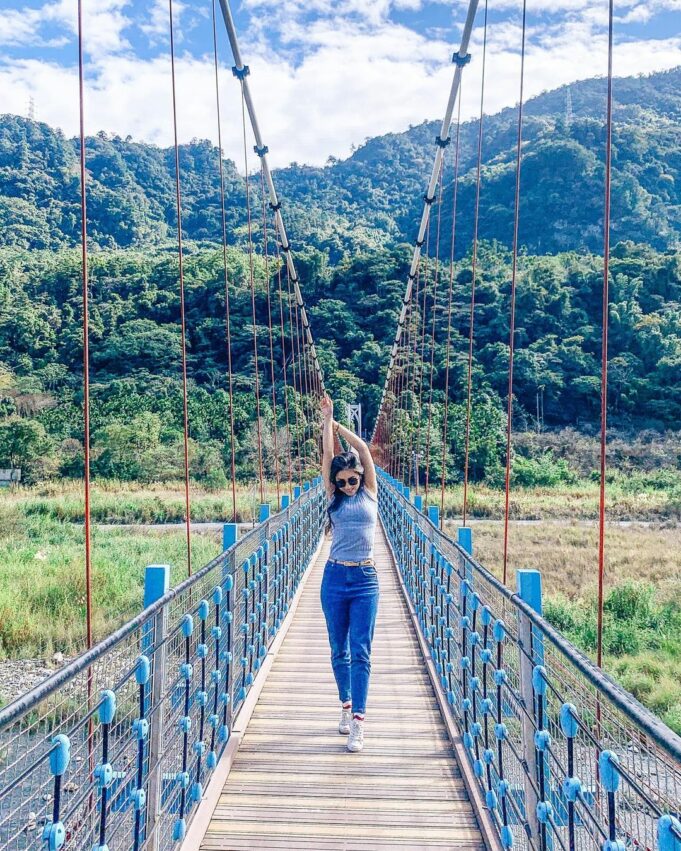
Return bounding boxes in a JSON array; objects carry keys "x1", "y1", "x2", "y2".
[
  {"x1": 52, "y1": 652, "x2": 64, "y2": 665},
  {"x1": 34, "y1": 551, "x2": 47, "y2": 561}
]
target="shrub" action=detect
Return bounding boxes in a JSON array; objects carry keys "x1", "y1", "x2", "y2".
[
  {"x1": 512, "y1": 453, "x2": 577, "y2": 488},
  {"x1": 618, "y1": 670, "x2": 655, "y2": 701},
  {"x1": 604, "y1": 582, "x2": 654, "y2": 623}
]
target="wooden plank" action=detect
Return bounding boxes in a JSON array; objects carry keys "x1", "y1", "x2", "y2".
[
  {"x1": 201, "y1": 836, "x2": 486, "y2": 850},
  {"x1": 191, "y1": 526, "x2": 485, "y2": 851},
  {"x1": 204, "y1": 819, "x2": 483, "y2": 841}
]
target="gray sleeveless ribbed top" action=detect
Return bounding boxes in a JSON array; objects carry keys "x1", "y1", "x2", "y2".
[{"x1": 328, "y1": 487, "x2": 378, "y2": 562}]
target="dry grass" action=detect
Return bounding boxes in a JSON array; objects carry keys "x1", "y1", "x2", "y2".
[{"x1": 451, "y1": 520, "x2": 681, "y2": 603}]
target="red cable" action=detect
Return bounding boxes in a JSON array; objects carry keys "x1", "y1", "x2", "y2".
[
  {"x1": 409, "y1": 265, "x2": 422, "y2": 492},
  {"x1": 211, "y1": 0, "x2": 237, "y2": 522},
  {"x1": 415, "y1": 218, "x2": 432, "y2": 489},
  {"x1": 440, "y1": 92, "x2": 463, "y2": 518},
  {"x1": 260, "y1": 165, "x2": 281, "y2": 505},
  {"x1": 598, "y1": 0, "x2": 615, "y2": 670},
  {"x1": 76, "y1": 0, "x2": 93, "y2": 651},
  {"x1": 275, "y1": 241, "x2": 294, "y2": 495},
  {"x1": 424, "y1": 158, "x2": 445, "y2": 504},
  {"x1": 285, "y1": 266, "x2": 303, "y2": 480},
  {"x1": 403, "y1": 295, "x2": 415, "y2": 488},
  {"x1": 240, "y1": 87, "x2": 265, "y2": 505},
  {"x1": 502, "y1": 0, "x2": 528, "y2": 586},
  {"x1": 462, "y1": 0, "x2": 489, "y2": 527},
  {"x1": 293, "y1": 298, "x2": 308, "y2": 475},
  {"x1": 168, "y1": 0, "x2": 192, "y2": 575}
]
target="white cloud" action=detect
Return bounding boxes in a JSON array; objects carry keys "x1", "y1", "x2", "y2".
[
  {"x1": 0, "y1": 0, "x2": 679, "y2": 170},
  {"x1": 0, "y1": 0, "x2": 133, "y2": 55}
]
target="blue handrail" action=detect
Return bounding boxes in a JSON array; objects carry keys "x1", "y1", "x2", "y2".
[
  {"x1": 0, "y1": 480, "x2": 325, "y2": 851},
  {"x1": 378, "y1": 469, "x2": 681, "y2": 851}
]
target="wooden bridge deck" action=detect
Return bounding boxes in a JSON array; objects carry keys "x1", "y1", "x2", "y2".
[{"x1": 194, "y1": 525, "x2": 486, "y2": 850}]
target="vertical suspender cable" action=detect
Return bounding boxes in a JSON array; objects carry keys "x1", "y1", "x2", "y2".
[
  {"x1": 404, "y1": 290, "x2": 416, "y2": 489},
  {"x1": 440, "y1": 93, "x2": 463, "y2": 517},
  {"x1": 501, "y1": 0, "x2": 528, "y2": 586},
  {"x1": 415, "y1": 220, "x2": 432, "y2": 487},
  {"x1": 424, "y1": 160, "x2": 445, "y2": 504},
  {"x1": 408, "y1": 266, "x2": 422, "y2": 491},
  {"x1": 462, "y1": 0, "x2": 489, "y2": 527},
  {"x1": 217, "y1": 0, "x2": 325, "y2": 400},
  {"x1": 76, "y1": 0, "x2": 93, "y2": 652},
  {"x1": 211, "y1": 0, "x2": 237, "y2": 522},
  {"x1": 370, "y1": 0, "x2": 480, "y2": 445},
  {"x1": 293, "y1": 295, "x2": 307, "y2": 473},
  {"x1": 597, "y1": 0, "x2": 615, "y2": 670},
  {"x1": 286, "y1": 267, "x2": 303, "y2": 477},
  {"x1": 168, "y1": 0, "x2": 193, "y2": 575},
  {"x1": 260, "y1": 165, "x2": 282, "y2": 505},
  {"x1": 239, "y1": 88, "x2": 265, "y2": 504},
  {"x1": 275, "y1": 241, "x2": 294, "y2": 495}
]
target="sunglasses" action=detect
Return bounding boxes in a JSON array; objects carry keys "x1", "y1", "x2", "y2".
[{"x1": 335, "y1": 476, "x2": 360, "y2": 488}]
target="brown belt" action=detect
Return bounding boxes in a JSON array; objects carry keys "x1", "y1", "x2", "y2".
[{"x1": 329, "y1": 558, "x2": 374, "y2": 567}]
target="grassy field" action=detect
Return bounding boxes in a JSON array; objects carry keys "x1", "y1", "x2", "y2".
[
  {"x1": 1, "y1": 478, "x2": 680, "y2": 732},
  {"x1": 446, "y1": 520, "x2": 681, "y2": 734}
]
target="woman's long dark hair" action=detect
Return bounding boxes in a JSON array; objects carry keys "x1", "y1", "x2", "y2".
[{"x1": 326, "y1": 451, "x2": 364, "y2": 535}]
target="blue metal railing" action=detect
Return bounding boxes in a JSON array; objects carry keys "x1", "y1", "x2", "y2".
[
  {"x1": 0, "y1": 480, "x2": 325, "y2": 851},
  {"x1": 379, "y1": 470, "x2": 681, "y2": 851}
]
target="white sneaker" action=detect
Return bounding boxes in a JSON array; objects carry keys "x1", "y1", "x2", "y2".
[
  {"x1": 339, "y1": 707, "x2": 352, "y2": 735},
  {"x1": 347, "y1": 718, "x2": 364, "y2": 753}
]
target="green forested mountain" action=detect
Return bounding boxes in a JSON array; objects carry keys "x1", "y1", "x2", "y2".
[
  {"x1": 1, "y1": 67, "x2": 680, "y2": 484},
  {"x1": 1, "y1": 238, "x2": 679, "y2": 483},
  {"x1": 1, "y1": 67, "x2": 680, "y2": 258}
]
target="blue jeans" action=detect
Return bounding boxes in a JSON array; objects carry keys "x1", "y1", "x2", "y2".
[{"x1": 320, "y1": 560, "x2": 380, "y2": 715}]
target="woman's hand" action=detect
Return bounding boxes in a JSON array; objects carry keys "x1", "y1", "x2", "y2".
[{"x1": 321, "y1": 394, "x2": 334, "y2": 422}]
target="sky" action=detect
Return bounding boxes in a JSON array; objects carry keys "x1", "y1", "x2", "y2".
[{"x1": 0, "y1": 0, "x2": 680, "y2": 168}]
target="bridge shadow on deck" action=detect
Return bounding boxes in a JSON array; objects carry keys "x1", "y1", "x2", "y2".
[{"x1": 195, "y1": 527, "x2": 485, "y2": 850}]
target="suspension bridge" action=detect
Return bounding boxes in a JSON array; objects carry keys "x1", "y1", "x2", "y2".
[{"x1": 1, "y1": 0, "x2": 680, "y2": 848}]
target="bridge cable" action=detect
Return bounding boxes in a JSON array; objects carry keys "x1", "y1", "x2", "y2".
[
  {"x1": 404, "y1": 289, "x2": 416, "y2": 488},
  {"x1": 440, "y1": 90, "x2": 463, "y2": 518},
  {"x1": 168, "y1": 0, "x2": 193, "y2": 575},
  {"x1": 424, "y1": 158, "x2": 445, "y2": 504},
  {"x1": 260, "y1": 164, "x2": 282, "y2": 505},
  {"x1": 415, "y1": 217, "x2": 432, "y2": 487},
  {"x1": 217, "y1": 0, "x2": 325, "y2": 397},
  {"x1": 211, "y1": 0, "x2": 238, "y2": 522},
  {"x1": 394, "y1": 309, "x2": 408, "y2": 484},
  {"x1": 76, "y1": 0, "x2": 93, "y2": 650},
  {"x1": 406, "y1": 265, "x2": 421, "y2": 488},
  {"x1": 370, "y1": 0, "x2": 480, "y2": 446},
  {"x1": 501, "y1": 0, "x2": 528, "y2": 585},
  {"x1": 293, "y1": 290, "x2": 308, "y2": 474},
  {"x1": 597, "y1": 0, "x2": 615, "y2": 670},
  {"x1": 274, "y1": 239, "x2": 294, "y2": 495},
  {"x1": 239, "y1": 85, "x2": 266, "y2": 505},
  {"x1": 286, "y1": 266, "x2": 304, "y2": 477},
  {"x1": 462, "y1": 0, "x2": 489, "y2": 527}
]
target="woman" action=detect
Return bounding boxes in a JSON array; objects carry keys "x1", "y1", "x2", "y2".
[{"x1": 320, "y1": 395, "x2": 379, "y2": 753}]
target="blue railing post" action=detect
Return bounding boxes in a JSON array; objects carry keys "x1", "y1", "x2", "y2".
[
  {"x1": 414, "y1": 494, "x2": 423, "y2": 511},
  {"x1": 281, "y1": 494, "x2": 290, "y2": 509},
  {"x1": 428, "y1": 505, "x2": 440, "y2": 528},
  {"x1": 457, "y1": 526, "x2": 473, "y2": 555},
  {"x1": 143, "y1": 564, "x2": 169, "y2": 849},
  {"x1": 43, "y1": 734, "x2": 70, "y2": 851},
  {"x1": 658, "y1": 815, "x2": 681, "y2": 851},
  {"x1": 458, "y1": 526, "x2": 474, "y2": 585},
  {"x1": 223, "y1": 522, "x2": 238, "y2": 551},
  {"x1": 294, "y1": 485, "x2": 302, "y2": 500},
  {"x1": 259, "y1": 503, "x2": 271, "y2": 522},
  {"x1": 517, "y1": 569, "x2": 546, "y2": 847}
]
